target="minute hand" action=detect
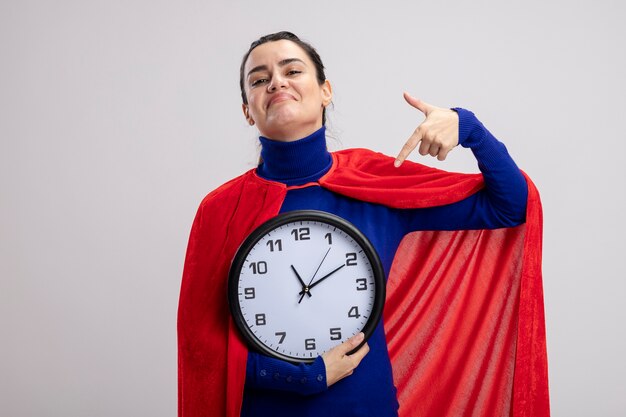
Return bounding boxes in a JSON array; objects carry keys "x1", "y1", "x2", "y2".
[{"x1": 300, "y1": 264, "x2": 346, "y2": 293}]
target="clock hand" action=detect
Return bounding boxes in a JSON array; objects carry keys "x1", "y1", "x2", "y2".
[
  {"x1": 307, "y1": 247, "x2": 331, "y2": 286},
  {"x1": 305, "y1": 264, "x2": 346, "y2": 290},
  {"x1": 297, "y1": 247, "x2": 332, "y2": 304},
  {"x1": 298, "y1": 264, "x2": 346, "y2": 302},
  {"x1": 291, "y1": 265, "x2": 312, "y2": 298}
]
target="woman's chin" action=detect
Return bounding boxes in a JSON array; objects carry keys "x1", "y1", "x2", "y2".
[
  {"x1": 264, "y1": 113, "x2": 302, "y2": 135},
  {"x1": 267, "y1": 107, "x2": 299, "y2": 125},
  {"x1": 260, "y1": 108, "x2": 320, "y2": 140}
]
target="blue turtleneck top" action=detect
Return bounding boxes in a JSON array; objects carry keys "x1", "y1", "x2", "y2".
[{"x1": 240, "y1": 108, "x2": 527, "y2": 417}]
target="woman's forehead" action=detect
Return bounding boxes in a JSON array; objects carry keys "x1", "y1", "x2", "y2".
[{"x1": 245, "y1": 40, "x2": 311, "y2": 71}]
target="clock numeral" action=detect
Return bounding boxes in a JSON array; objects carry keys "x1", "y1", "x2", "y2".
[
  {"x1": 255, "y1": 313, "x2": 266, "y2": 326},
  {"x1": 346, "y1": 253, "x2": 358, "y2": 266},
  {"x1": 348, "y1": 306, "x2": 361, "y2": 319},
  {"x1": 356, "y1": 278, "x2": 367, "y2": 291},
  {"x1": 249, "y1": 261, "x2": 267, "y2": 275},
  {"x1": 305, "y1": 338, "x2": 316, "y2": 351},
  {"x1": 291, "y1": 227, "x2": 310, "y2": 241},
  {"x1": 266, "y1": 239, "x2": 282, "y2": 252},
  {"x1": 325, "y1": 232, "x2": 333, "y2": 245},
  {"x1": 329, "y1": 327, "x2": 342, "y2": 341},
  {"x1": 244, "y1": 287, "x2": 256, "y2": 299},
  {"x1": 275, "y1": 331, "x2": 286, "y2": 344}
]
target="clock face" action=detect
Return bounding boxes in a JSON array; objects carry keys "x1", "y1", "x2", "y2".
[{"x1": 228, "y1": 210, "x2": 385, "y2": 363}]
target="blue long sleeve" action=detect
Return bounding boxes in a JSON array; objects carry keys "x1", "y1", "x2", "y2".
[
  {"x1": 245, "y1": 354, "x2": 327, "y2": 395},
  {"x1": 401, "y1": 107, "x2": 528, "y2": 231},
  {"x1": 241, "y1": 110, "x2": 528, "y2": 416}
]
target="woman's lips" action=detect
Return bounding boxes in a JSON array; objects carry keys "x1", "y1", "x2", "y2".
[{"x1": 267, "y1": 93, "x2": 295, "y2": 109}]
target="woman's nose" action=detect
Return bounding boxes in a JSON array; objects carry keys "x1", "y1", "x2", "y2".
[{"x1": 267, "y1": 73, "x2": 288, "y2": 92}]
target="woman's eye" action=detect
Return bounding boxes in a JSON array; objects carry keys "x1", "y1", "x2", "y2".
[
  {"x1": 287, "y1": 70, "x2": 302, "y2": 75},
  {"x1": 251, "y1": 78, "x2": 268, "y2": 87}
]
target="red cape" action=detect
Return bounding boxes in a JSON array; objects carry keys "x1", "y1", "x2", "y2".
[{"x1": 177, "y1": 148, "x2": 549, "y2": 417}]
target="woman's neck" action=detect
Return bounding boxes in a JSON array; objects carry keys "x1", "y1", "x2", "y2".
[{"x1": 256, "y1": 126, "x2": 332, "y2": 186}]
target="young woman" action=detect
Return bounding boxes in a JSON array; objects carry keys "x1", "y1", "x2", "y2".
[{"x1": 178, "y1": 31, "x2": 548, "y2": 417}]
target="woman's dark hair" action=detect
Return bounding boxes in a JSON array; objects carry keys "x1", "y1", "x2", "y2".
[{"x1": 239, "y1": 31, "x2": 329, "y2": 125}]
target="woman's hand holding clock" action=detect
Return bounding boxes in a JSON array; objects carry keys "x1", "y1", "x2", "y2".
[{"x1": 322, "y1": 332, "x2": 370, "y2": 387}]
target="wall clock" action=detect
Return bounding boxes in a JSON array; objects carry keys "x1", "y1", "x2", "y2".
[{"x1": 228, "y1": 210, "x2": 385, "y2": 363}]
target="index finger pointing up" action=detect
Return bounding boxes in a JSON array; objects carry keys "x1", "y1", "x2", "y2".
[{"x1": 403, "y1": 92, "x2": 434, "y2": 115}]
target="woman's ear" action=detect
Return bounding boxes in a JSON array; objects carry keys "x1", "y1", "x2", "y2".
[
  {"x1": 242, "y1": 104, "x2": 255, "y2": 125},
  {"x1": 321, "y1": 80, "x2": 333, "y2": 107}
]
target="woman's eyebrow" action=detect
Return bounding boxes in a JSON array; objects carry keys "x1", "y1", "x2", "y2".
[{"x1": 247, "y1": 58, "x2": 306, "y2": 78}]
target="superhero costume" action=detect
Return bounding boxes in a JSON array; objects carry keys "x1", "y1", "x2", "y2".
[{"x1": 177, "y1": 110, "x2": 549, "y2": 417}]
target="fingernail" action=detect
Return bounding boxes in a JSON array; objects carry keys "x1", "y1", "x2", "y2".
[
  {"x1": 394, "y1": 159, "x2": 401, "y2": 168},
  {"x1": 355, "y1": 332, "x2": 364, "y2": 342}
]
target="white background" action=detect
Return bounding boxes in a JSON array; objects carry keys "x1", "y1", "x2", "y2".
[{"x1": 1, "y1": 1, "x2": 625, "y2": 416}]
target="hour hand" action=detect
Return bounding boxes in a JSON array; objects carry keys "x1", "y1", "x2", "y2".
[{"x1": 291, "y1": 265, "x2": 312, "y2": 298}]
